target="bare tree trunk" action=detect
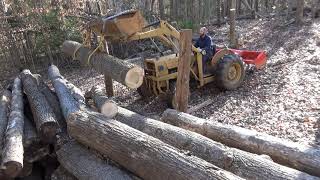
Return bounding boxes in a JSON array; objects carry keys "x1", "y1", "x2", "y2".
[
  {"x1": 159, "y1": 0, "x2": 165, "y2": 19},
  {"x1": 229, "y1": 0, "x2": 237, "y2": 48},
  {"x1": 296, "y1": 0, "x2": 304, "y2": 24},
  {"x1": 1, "y1": 77, "x2": 24, "y2": 178},
  {"x1": 57, "y1": 141, "x2": 133, "y2": 180},
  {"x1": 162, "y1": 109, "x2": 320, "y2": 177}
]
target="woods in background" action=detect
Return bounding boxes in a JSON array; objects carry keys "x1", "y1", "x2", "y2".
[{"x1": 0, "y1": 0, "x2": 319, "y2": 86}]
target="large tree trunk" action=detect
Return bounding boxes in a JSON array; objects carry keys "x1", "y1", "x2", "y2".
[
  {"x1": 89, "y1": 86, "x2": 118, "y2": 118},
  {"x1": 61, "y1": 41, "x2": 144, "y2": 89},
  {"x1": 1, "y1": 77, "x2": 24, "y2": 178},
  {"x1": 296, "y1": 0, "x2": 304, "y2": 24},
  {"x1": 57, "y1": 140, "x2": 133, "y2": 180},
  {"x1": 161, "y1": 109, "x2": 320, "y2": 177},
  {"x1": 20, "y1": 70, "x2": 58, "y2": 143},
  {"x1": 115, "y1": 107, "x2": 318, "y2": 180},
  {"x1": 49, "y1": 66, "x2": 242, "y2": 180},
  {"x1": 0, "y1": 90, "x2": 11, "y2": 152}
]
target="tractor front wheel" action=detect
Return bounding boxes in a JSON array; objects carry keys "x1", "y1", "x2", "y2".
[{"x1": 215, "y1": 55, "x2": 245, "y2": 90}]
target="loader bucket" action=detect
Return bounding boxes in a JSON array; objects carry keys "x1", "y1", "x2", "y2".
[{"x1": 87, "y1": 10, "x2": 145, "y2": 41}]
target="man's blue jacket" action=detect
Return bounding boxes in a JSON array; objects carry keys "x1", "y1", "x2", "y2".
[{"x1": 194, "y1": 35, "x2": 213, "y2": 56}]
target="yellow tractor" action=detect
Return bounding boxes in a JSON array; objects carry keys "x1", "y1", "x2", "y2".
[{"x1": 83, "y1": 10, "x2": 267, "y2": 102}]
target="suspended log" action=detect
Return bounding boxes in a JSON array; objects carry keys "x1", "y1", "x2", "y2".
[
  {"x1": 90, "y1": 86, "x2": 118, "y2": 118},
  {"x1": 1, "y1": 77, "x2": 24, "y2": 178},
  {"x1": 115, "y1": 107, "x2": 318, "y2": 180},
  {"x1": 161, "y1": 109, "x2": 320, "y2": 177},
  {"x1": 20, "y1": 70, "x2": 58, "y2": 143},
  {"x1": 49, "y1": 67, "x2": 242, "y2": 180},
  {"x1": 0, "y1": 90, "x2": 11, "y2": 152},
  {"x1": 62, "y1": 41, "x2": 144, "y2": 89},
  {"x1": 57, "y1": 141, "x2": 133, "y2": 180},
  {"x1": 51, "y1": 166, "x2": 77, "y2": 180}
]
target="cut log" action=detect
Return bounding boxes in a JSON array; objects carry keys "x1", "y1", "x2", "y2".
[
  {"x1": 51, "y1": 166, "x2": 77, "y2": 180},
  {"x1": 161, "y1": 109, "x2": 320, "y2": 177},
  {"x1": 47, "y1": 64, "x2": 85, "y2": 105},
  {"x1": 1, "y1": 77, "x2": 24, "y2": 178},
  {"x1": 115, "y1": 107, "x2": 318, "y2": 180},
  {"x1": 33, "y1": 74, "x2": 65, "y2": 130},
  {"x1": 57, "y1": 140, "x2": 133, "y2": 180},
  {"x1": 90, "y1": 86, "x2": 118, "y2": 118},
  {"x1": 0, "y1": 90, "x2": 11, "y2": 152},
  {"x1": 68, "y1": 110, "x2": 241, "y2": 180},
  {"x1": 62, "y1": 40, "x2": 144, "y2": 89},
  {"x1": 49, "y1": 66, "x2": 242, "y2": 180},
  {"x1": 48, "y1": 67, "x2": 80, "y2": 118},
  {"x1": 20, "y1": 70, "x2": 58, "y2": 143}
]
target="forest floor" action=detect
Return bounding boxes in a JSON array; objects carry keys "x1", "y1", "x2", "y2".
[{"x1": 50, "y1": 17, "x2": 320, "y2": 147}]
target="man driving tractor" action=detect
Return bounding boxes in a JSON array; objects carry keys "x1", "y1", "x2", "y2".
[{"x1": 194, "y1": 27, "x2": 216, "y2": 73}]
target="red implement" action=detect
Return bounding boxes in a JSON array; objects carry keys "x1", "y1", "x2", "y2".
[{"x1": 230, "y1": 49, "x2": 267, "y2": 70}]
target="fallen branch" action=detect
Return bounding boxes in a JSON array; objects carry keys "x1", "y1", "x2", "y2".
[{"x1": 161, "y1": 109, "x2": 320, "y2": 177}]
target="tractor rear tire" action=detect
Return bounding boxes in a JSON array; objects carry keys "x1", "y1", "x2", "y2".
[{"x1": 215, "y1": 55, "x2": 245, "y2": 90}]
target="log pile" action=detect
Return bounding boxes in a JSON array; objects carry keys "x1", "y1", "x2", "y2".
[{"x1": 0, "y1": 65, "x2": 319, "y2": 180}]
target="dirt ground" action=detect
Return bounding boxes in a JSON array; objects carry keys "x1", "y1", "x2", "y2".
[{"x1": 45, "y1": 17, "x2": 320, "y2": 148}]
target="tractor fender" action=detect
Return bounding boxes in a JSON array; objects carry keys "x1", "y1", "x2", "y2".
[{"x1": 211, "y1": 49, "x2": 236, "y2": 67}]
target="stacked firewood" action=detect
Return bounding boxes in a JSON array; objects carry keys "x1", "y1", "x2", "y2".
[{"x1": 0, "y1": 64, "x2": 320, "y2": 180}]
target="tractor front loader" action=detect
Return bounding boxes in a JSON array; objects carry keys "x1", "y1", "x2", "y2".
[{"x1": 82, "y1": 10, "x2": 267, "y2": 104}]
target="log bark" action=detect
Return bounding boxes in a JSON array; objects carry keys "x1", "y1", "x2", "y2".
[
  {"x1": 20, "y1": 70, "x2": 58, "y2": 143},
  {"x1": 0, "y1": 90, "x2": 11, "y2": 152},
  {"x1": 90, "y1": 86, "x2": 118, "y2": 118},
  {"x1": 24, "y1": 144, "x2": 50, "y2": 163},
  {"x1": 61, "y1": 41, "x2": 144, "y2": 89},
  {"x1": 49, "y1": 66, "x2": 242, "y2": 180},
  {"x1": 1, "y1": 77, "x2": 24, "y2": 178},
  {"x1": 33, "y1": 74, "x2": 65, "y2": 130},
  {"x1": 48, "y1": 65, "x2": 85, "y2": 106},
  {"x1": 57, "y1": 140, "x2": 133, "y2": 180},
  {"x1": 115, "y1": 107, "x2": 318, "y2": 180},
  {"x1": 161, "y1": 109, "x2": 320, "y2": 177},
  {"x1": 23, "y1": 116, "x2": 39, "y2": 148},
  {"x1": 67, "y1": 110, "x2": 241, "y2": 180},
  {"x1": 48, "y1": 66, "x2": 80, "y2": 119}
]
